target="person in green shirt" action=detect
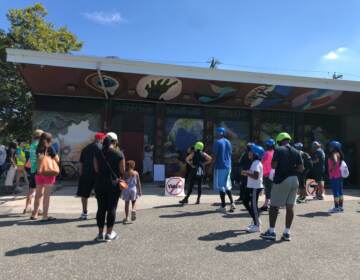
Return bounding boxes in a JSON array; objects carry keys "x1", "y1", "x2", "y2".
[{"x1": 23, "y1": 129, "x2": 43, "y2": 214}]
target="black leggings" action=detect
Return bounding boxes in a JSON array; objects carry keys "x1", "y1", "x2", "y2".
[
  {"x1": 96, "y1": 190, "x2": 120, "y2": 229},
  {"x1": 242, "y1": 188, "x2": 261, "y2": 226},
  {"x1": 219, "y1": 190, "x2": 234, "y2": 208},
  {"x1": 185, "y1": 175, "x2": 202, "y2": 199}
]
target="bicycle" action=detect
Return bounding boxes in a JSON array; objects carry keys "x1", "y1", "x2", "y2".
[{"x1": 60, "y1": 161, "x2": 80, "y2": 180}]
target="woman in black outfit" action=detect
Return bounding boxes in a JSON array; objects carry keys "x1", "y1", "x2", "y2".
[{"x1": 94, "y1": 132, "x2": 125, "y2": 242}]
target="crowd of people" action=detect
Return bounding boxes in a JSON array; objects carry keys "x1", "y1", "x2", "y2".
[{"x1": 0, "y1": 126, "x2": 349, "y2": 242}]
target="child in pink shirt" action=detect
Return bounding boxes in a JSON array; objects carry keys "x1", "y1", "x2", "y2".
[{"x1": 260, "y1": 139, "x2": 275, "y2": 211}]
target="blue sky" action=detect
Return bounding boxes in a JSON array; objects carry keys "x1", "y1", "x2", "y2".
[{"x1": 1, "y1": 0, "x2": 360, "y2": 80}]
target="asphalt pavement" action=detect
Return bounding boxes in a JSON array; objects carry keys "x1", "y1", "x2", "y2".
[{"x1": 1, "y1": 199, "x2": 360, "y2": 280}]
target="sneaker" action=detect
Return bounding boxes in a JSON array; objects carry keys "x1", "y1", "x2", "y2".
[
  {"x1": 317, "y1": 195, "x2": 324, "y2": 200},
  {"x1": 179, "y1": 198, "x2": 188, "y2": 204},
  {"x1": 260, "y1": 230, "x2": 276, "y2": 240},
  {"x1": 95, "y1": 233, "x2": 105, "y2": 242},
  {"x1": 123, "y1": 218, "x2": 129, "y2": 224},
  {"x1": 247, "y1": 225, "x2": 260, "y2": 233},
  {"x1": 296, "y1": 196, "x2": 306, "y2": 204},
  {"x1": 246, "y1": 223, "x2": 254, "y2": 231},
  {"x1": 131, "y1": 211, "x2": 136, "y2": 221},
  {"x1": 79, "y1": 213, "x2": 88, "y2": 220},
  {"x1": 281, "y1": 232, "x2": 291, "y2": 241},
  {"x1": 217, "y1": 207, "x2": 227, "y2": 213},
  {"x1": 105, "y1": 231, "x2": 118, "y2": 242},
  {"x1": 229, "y1": 203, "x2": 236, "y2": 213},
  {"x1": 328, "y1": 207, "x2": 340, "y2": 213}
]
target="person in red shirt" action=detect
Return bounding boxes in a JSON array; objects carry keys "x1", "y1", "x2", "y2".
[{"x1": 260, "y1": 139, "x2": 275, "y2": 211}]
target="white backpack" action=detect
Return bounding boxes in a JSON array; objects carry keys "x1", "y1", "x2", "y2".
[{"x1": 340, "y1": 161, "x2": 350, "y2": 179}]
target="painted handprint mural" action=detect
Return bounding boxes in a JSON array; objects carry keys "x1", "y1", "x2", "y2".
[{"x1": 136, "y1": 75, "x2": 182, "y2": 101}]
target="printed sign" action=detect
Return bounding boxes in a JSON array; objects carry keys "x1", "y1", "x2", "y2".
[{"x1": 165, "y1": 177, "x2": 185, "y2": 197}]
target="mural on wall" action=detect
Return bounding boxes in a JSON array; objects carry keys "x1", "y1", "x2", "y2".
[
  {"x1": 260, "y1": 122, "x2": 294, "y2": 144},
  {"x1": 292, "y1": 90, "x2": 342, "y2": 111},
  {"x1": 214, "y1": 121, "x2": 250, "y2": 162},
  {"x1": 244, "y1": 85, "x2": 293, "y2": 109},
  {"x1": 85, "y1": 73, "x2": 125, "y2": 96},
  {"x1": 164, "y1": 118, "x2": 203, "y2": 176},
  {"x1": 136, "y1": 75, "x2": 182, "y2": 101},
  {"x1": 33, "y1": 111, "x2": 101, "y2": 162},
  {"x1": 195, "y1": 83, "x2": 237, "y2": 104},
  {"x1": 303, "y1": 125, "x2": 337, "y2": 151}
]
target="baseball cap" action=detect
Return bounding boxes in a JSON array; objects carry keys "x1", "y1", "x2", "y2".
[
  {"x1": 106, "y1": 132, "x2": 118, "y2": 141},
  {"x1": 95, "y1": 132, "x2": 106, "y2": 140}
]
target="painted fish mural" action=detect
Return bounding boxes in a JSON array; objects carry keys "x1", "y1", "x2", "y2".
[
  {"x1": 292, "y1": 89, "x2": 342, "y2": 111},
  {"x1": 195, "y1": 83, "x2": 237, "y2": 103}
]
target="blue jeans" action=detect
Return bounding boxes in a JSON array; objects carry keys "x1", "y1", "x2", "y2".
[{"x1": 329, "y1": 178, "x2": 343, "y2": 198}]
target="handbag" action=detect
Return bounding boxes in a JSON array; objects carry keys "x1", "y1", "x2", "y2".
[
  {"x1": 101, "y1": 151, "x2": 128, "y2": 191},
  {"x1": 38, "y1": 149, "x2": 60, "y2": 177},
  {"x1": 340, "y1": 161, "x2": 350, "y2": 178}
]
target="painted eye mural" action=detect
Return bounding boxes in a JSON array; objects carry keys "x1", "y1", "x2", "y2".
[
  {"x1": 292, "y1": 89, "x2": 342, "y2": 111},
  {"x1": 136, "y1": 75, "x2": 182, "y2": 101},
  {"x1": 85, "y1": 73, "x2": 120, "y2": 96},
  {"x1": 195, "y1": 83, "x2": 237, "y2": 104},
  {"x1": 244, "y1": 85, "x2": 293, "y2": 109}
]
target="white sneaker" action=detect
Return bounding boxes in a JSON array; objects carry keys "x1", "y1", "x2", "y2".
[
  {"x1": 105, "y1": 231, "x2": 118, "y2": 242},
  {"x1": 247, "y1": 225, "x2": 260, "y2": 233},
  {"x1": 246, "y1": 223, "x2": 254, "y2": 231},
  {"x1": 217, "y1": 207, "x2": 227, "y2": 213},
  {"x1": 123, "y1": 218, "x2": 129, "y2": 224},
  {"x1": 79, "y1": 213, "x2": 88, "y2": 220}
]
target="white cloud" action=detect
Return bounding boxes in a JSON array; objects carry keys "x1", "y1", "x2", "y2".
[
  {"x1": 323, "y1": 47, "x2": 348, "y2": 60},
  {"x1": 83, "y1": 11, "x2": 124, "y2": 24}
]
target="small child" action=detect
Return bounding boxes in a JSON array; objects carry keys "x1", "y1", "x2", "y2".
[
  {"x1": 241, "y1": 144, "x2": 264, "y2": 233},
  {"x1": 122, "y1": 160, "x2": 142, "y2": 223}
]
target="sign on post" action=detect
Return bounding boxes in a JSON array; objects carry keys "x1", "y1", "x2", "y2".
[{"x1": 165, "y1": 177, "x2": 185, "y2": 197}]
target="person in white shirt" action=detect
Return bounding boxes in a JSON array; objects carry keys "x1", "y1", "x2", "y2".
[{"x1": 241, "y1": 144, "x2": 265, "y2": 233}]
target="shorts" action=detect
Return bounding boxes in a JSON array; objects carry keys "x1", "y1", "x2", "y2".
[
  {"x1": 271, "y1": 176, "x2": 299, "y2": 207},
  {"x1": 213, "y1": 168, "x2": 232, "y2": 192},
  {"x1": 122, "y1": 187, "x2": 138, "y2": 201},
  {"x1": 77, "y1": 176, "x2": 96, "y2": 198},
  {"x1": 29, "y1": 173, "x2": 36, "y2": 189},
  {"x1": 35, "y1": 174, "x2": 56, "y2": 186}
]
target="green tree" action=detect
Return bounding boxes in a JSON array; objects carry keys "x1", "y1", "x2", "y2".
[{"x1": 0, "y1": 3, "x2": 82, "y2": 142}]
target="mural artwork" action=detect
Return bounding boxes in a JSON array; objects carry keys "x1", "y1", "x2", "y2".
[
  {"x1": 292, "y1": 90, "x2": 342, "y2": 111},
  {"x1": 85, "y1": 73, "x2": 122, "y2": 96},
  {"x1": 195, "y1": 83, "x2": 237, "y2": 104},
  {"x1": 244, "y1": 85, "x2": 293, "y2": 109},
  {"x1": 136, "y1": 75, "x2": 182, "y2": 101},
  {"x1": 33, "y1": 111, "x2": 102, "y2": 162},
  {"x1": 164, "y1": 118, "x2": 203, "y2": 176}
]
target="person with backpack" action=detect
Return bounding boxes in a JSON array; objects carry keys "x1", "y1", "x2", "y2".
[
  {"x1": 260, "y1": 139, "x2": 275, "y2": 211},
  {"x1": 327, "y1": 141, "x2": 346, "y2": 213},
  {"x1": 179, "y1": 141, "x2": 212, "y2": 205},
  {"x1": 260, "y1": 132, "x2": 304, "y2": 241},
  {"x1": 241, "y1": 144, "x2": 265, "y2": 233},
  {"x1": 294, "y1": 142, "x2": 313, "y2": 204}
]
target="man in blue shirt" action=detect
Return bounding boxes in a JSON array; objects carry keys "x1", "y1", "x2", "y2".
[{"x1": 212, "y1": 127, "x2": 235, "y2": 213}]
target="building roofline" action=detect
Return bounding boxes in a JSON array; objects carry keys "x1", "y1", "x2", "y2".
[{"x1": 6, "y1": 48, "x2": 360, "y2": 92}]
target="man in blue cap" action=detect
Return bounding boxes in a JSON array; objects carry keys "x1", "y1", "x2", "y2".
[{"x1": 212, "y1": 127, "x2": 235, "y2": 213}]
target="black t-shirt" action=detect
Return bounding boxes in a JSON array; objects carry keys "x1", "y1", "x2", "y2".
[
  {"x1": 312, "y1": 148, "x2": 325, "y2": 176},
  {"x1": 273, "y1": 144, "x2": 303, "y2": 184},
  {"x1": 95, "y1": 148, "x2": 124, "y2": 189},
  {"x1": 80, "y1": 142, "x2": 101, "y2": 177}
]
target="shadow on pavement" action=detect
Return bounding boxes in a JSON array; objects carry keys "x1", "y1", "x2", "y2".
[
  {"x1": 221, "y1": 212, "x2": 250, "y2": 219},
  {"x1": 199, "y1": 230, "x2": 250, "y2": 241},
  {"x1": 153, "y1": 204, "x2": 184, "y2": 209},
  {"x1": 17, "y1": 218, "x2": 81, "y2": 226},
  {"x1": 216, "y1": 239, "x2": 279, "y2": 252},
  {"x1": 5, "y1": 240, "x2": 100, "y2": 256},
  {"x1": 297, "y1": 211, "x2": 331, "y2": 218},
  {"x1": 159, "y1": 210, "x2": 217, "y2": 218}
]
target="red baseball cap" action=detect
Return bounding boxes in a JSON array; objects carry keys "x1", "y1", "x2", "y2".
[{"x1": 95, "y1": 132, "x2": 106, "y2": 140}]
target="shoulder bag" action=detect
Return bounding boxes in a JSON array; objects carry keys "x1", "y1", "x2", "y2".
[
  {"x1": 100, "y1": 151, "x2": 128, "y2": 191},
  {"x1": 38, "y1": 149, "x2": 60, "y2": 177}
]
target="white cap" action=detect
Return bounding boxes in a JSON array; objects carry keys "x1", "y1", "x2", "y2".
[{"x1": 106, "y1": 132, "x2": 118, "y2": 141}]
